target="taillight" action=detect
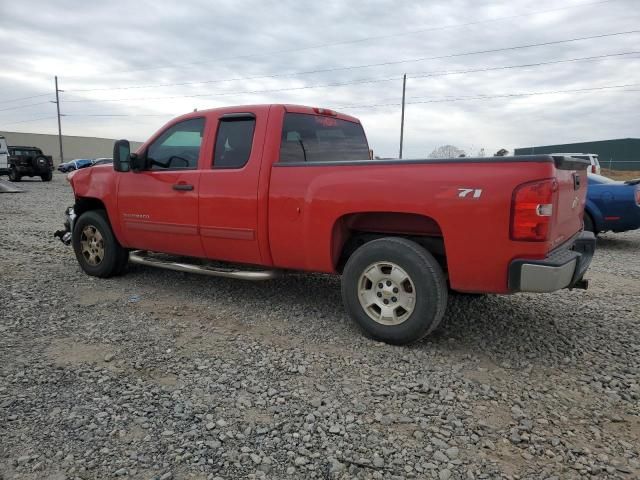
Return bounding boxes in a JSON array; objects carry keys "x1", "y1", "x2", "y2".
[
  {"x1": 635, "y1": 188, "x2": 640, "y2": 206},
  {"x1": 511, "y1": 178, "x2": 558, "y2": 241},
  {"x1": 591, "y1": 165, "x2": 596, "y2": 174}
]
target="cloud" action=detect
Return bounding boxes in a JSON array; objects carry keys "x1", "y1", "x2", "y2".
[{"x1": 0, "y1": 0, "x2": 638, "y2": 156}]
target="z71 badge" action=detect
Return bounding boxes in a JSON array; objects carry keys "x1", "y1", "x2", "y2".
[{"x1": 458, "y1": 188, "x2": 483, "y2": 199}]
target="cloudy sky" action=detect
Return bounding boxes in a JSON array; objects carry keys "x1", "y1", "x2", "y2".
[{"x1": 0, "y1": 0, "x2": 638, "y2": 157}]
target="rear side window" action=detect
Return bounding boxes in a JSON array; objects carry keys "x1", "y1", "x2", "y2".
[
  {"x1": 213, "y1": 117, "x2": 256, "y2": 169},
  {"x1": 279, "y1": 113, "x2": 369, "y2": 163}
]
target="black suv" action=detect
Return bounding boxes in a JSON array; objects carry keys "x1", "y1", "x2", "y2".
[{"x1": 8, "y1": 146, "x2": 54, "y2": 182}]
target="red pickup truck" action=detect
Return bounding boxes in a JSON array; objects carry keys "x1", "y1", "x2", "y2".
[{"x1": 56, "y1": 104, "x2": 595, "y2": 344}]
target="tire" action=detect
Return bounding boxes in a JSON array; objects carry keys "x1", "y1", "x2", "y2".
[
  {"x1": 72, "y1": 210, "x2": 128, "y2": 278},
  {"x1": 584, "y1": 212, "x2": 597, "y2": 234},
  {"x1": 8, "y1": 166, "x2": 21, "y2": 182},
  {"x1": 32, "y1": 155, "x2": 48, "y2": 172},
  {"x1": 341, "y1": 237, "x2": 448, "y2": 345},
  {"x1": 41, "y1": 171, "x2": 53, "y2": 182}
]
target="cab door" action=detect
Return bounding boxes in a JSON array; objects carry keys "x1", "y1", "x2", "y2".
[
  {"x1": 116, "y1": 117, "x2": 206, "y2": 257},
  {"x1": 198, "y1": 111, "x2": 266, "y2": 264}
]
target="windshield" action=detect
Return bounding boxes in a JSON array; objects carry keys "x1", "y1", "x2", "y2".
[{"x1": 11, "y1": 149, "x2": 40, "y2": 157}]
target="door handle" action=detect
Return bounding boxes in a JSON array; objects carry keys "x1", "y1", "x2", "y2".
[{"x1": 173, "y1": 183, "x2": 194, "y2": 191}]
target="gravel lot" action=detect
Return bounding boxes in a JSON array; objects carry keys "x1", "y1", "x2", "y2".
[{"x1": 1, "y1": 174, "x2": 639, "y2": 480}]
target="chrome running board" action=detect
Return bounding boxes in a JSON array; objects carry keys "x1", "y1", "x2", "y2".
[{"x1": 129, "y1": 250, "x2": 280, "y2": 281}]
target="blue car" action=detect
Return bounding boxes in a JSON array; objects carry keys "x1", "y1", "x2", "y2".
[
  {"x1": 585, "y1": 174, "x2": 640, "y2": 234},
  {"x1": 57, "y1": 158, "x2": 94, "y2": 173}
]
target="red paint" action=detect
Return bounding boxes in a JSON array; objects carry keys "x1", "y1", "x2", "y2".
[
  {"x1": 604, "y1": 216, "x2": 621, "y2": 220},
  {"x1": 68, "y1": 104, "x2": 588, "y2": 294}
]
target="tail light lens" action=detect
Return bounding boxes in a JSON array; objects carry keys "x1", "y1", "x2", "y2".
[
  {"x1": 511, "y1": 178, "x2": 557, "y2": 241},
  {"x1": 635, "y1": 188, "x2": 640, "y2": 206},
  {"x1": 591, "y1": 165, "x2": 596, "y2": 174}
]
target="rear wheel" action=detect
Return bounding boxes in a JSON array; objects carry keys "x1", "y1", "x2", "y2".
[
  {"x1": 341, "y1": 237, "x2": 448, "y2": 345},
  {"x1": 8, "y1": 166, "x2": 21, "y2": 182},
  {"x1": 72, "y1": 210, "x2": 128, "y2": 278},
  {"x1": 41, "y1": 171, "x2": 53, "y2": 182}
]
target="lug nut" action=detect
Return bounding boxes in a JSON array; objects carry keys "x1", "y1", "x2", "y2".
[
  {"x1": 383, "y1": 299, "x2": 389, "y2": 305},
  {"x1": 386, "y1": 280, "x2": 392, "y2": 286},
  {"x1": 393, "y1": 287, "x2": 399, "y2": 293},
  {"x1": 391, "y1": 297, "x2": 397, "y2": 302},
  {"x1": 378, "y1": 283, "x2": 383, "y2": 288},
  {"x1": 377, "y1": 292, "x2": 382, "y2": 298}
]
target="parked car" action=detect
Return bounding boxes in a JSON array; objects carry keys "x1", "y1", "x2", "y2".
[
  {"x1": 584, "y1": 173, "x2": 640, "y2": 234},
  {"x1": 92, "y1": 158, "x2": 113, "y2": 166},
  {"x1": 6, "y1": 145, "x2": 53, "y2": 181},
  {"x1": 553, "y1": 153, "x2": 601, "y2": 175},
  {"x1": 55, "y1": 104, "x2": 594, "y2": 345},
  {"x1": 58, "y1": 158, "x2": 94, "y2": 173}
]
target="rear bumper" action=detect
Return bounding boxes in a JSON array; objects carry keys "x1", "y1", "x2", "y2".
[{"x1": 508, "y1": 231, "x2": 596, "y2": 293}]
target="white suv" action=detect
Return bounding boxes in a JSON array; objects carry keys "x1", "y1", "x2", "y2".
[
  {"x1": 0, "y1": 136, "x2": 8, "y2": 175},
  {"x1": 553, "y1": 153, "x2": 601, "y2": 175}
]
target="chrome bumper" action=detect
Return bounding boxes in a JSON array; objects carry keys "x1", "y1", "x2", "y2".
[{"x1": 508, "y1": 231, "x2": 596, "y2": 293}]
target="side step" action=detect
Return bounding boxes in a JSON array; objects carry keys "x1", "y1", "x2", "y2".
[{"x1": 129, "y1": 250, "x2": 280, "y2": 281}]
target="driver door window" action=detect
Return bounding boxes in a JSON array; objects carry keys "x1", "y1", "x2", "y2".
[{"x1": 147, "y1": 117, "x2": 205, "y2": 170}]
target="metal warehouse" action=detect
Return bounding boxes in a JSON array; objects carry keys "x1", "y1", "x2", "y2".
[
  {"x1": 0, "y1": 131, "x2": 143, "y2": 166},
  {"x1": 514, "y1": 138, "x2": 640, "y2": 171}
]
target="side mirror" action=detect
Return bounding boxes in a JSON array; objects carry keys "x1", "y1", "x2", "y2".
[
  {"x1": 113, "y1": 139, "x2": 131, "y2": 172},
  {"x1": 129, "y1": 152, "x2": 144, "y2": 171}
]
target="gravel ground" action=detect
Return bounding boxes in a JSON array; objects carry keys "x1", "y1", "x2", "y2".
[{"x1": 1, "y1": 174, "x2": 639, "y2": 480}]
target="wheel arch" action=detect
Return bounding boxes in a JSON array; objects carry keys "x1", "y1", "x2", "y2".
[
  {"x1": 331, "y1": 211, "x2": 446, "y2": 272},
  {"x1": 74, "y1": 197, "x2": 108, "y2": 217},
  {"x1": 584, "y1": 200, "x2": 603, "y2": 232}
]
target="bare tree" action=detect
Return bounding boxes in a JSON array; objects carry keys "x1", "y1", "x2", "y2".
[{"x1": 428, "y1": 145, "x2": 466, "y2": 158}]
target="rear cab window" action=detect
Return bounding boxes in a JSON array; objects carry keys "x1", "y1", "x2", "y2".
[{"x1": 279, "y1": 113, "x2": 370, "y2": 163}]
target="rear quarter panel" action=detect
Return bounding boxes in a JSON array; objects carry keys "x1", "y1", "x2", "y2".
[
  {"x1": 588, "y1": 183, "x2": 640, "y2": 231},
  {"x1": 268, "y1": 159, "x2": 557, "y2": 293}
]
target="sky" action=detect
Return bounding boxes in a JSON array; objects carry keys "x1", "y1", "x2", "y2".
[{"x1": 0, "y1": 0, "x2": 638, "y2": 158}]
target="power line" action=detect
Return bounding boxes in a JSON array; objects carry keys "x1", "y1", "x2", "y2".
[
  {"x1": 64, "y1": 29, "x2": 639, "y2": 95},
  {"x1": 0, "y1": 115, "x2": 59, "y2": 126},
  {"x1": 0, "y1": 101, "x2": 52, "y2": 113},
  {"x1": 60, "y1": 49, "x2": 640, "y2": 105},
  {"x1": 65, "y1": 114, "x2": 174, "y2": 117},
  {"x1": 336, "y1": 83, "x2": 640, "y2": 109},
  {"x1": 408, "y1": 51, "x2": 640, "y2": 80},
  {"x1": 81, "y1": 0, "x2": 619, "y2": 76},
  {"x1": 9, "y1": 85, "x2": 635, "y2": 126},
  {"x1": 0, "y1": 93, "x2": 52, "y2": 105}
]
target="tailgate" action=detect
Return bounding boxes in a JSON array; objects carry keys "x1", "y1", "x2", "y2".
[{"x1": 551, "y1": 156, "x2": 590, "y2": 246}]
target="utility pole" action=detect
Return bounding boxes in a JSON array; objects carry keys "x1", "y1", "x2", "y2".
[
  {"x1": 53, "y1": 76, "x2": 64, "y2": 164},
  {"x1": 399, "y1": 74, "x2": 407, "y2": 159}
]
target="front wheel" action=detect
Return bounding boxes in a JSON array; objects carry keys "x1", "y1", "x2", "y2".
[
  {"x1": 72, "y1": 210, "x2": 129, "y2": 278},
  {"x1": 341, "y1": 237, "x2": 448, "y2": 345}
]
